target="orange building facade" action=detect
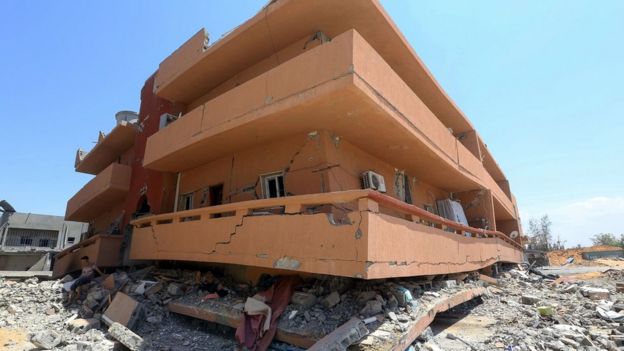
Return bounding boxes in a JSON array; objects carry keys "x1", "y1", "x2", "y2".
[{"x1": 56, "y1": 0, "x2": 523, "y2": 279}]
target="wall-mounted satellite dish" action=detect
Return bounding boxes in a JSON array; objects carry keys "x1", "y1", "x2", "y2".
[{"x1": 510, "y1": 231, "x2": 519, "y2": 239}]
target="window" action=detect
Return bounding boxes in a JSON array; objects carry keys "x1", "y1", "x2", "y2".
[
  {"x1": 261, "y1": 172, "x2": 285, "y2": 199},
  {"x1": 179, "y1": 193, "x2": 194, "y2": 211},
  {"x1": 38, "y1": 238, "x2": 50, "y2": 248},
  {"x1": 19, "y1": 237, "x2": 33, "y2": 246}
]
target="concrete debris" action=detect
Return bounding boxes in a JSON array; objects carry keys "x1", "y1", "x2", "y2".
[
  {"x1": 4, "y1": 263, "x2": 624, "y2": 351},
  {"x1": 31, "y1": 330, "x2": 63, "y2": 349},
  {"x1": 107, "y1": 322, "x2": 144, "y2": 351},
  {"x1": 322, "y1": 291, "x2": 341, "y2": 308}
]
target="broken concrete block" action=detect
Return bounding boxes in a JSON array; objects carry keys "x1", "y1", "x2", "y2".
[
  {"x1": 7, "y1": 304, "x2": 22, "y2": 314},
  {"x1": 167, "y1": 282, "x2": 184, "y2": 296},
  {"x1": 521, "y1": 294, "x2": 540, "y2": 305},
  {"x1": 438, "y1": 280, "x2": 457, "y2": 289},
  {"x1": 356, "y1": 291, "x2": 377, "y2": 305},
  {"x1": 360, "y1": 300, "x2": 383, "y2": 317},
  {"x1": 581, "y1": 287, "x2": 610, "y2": 300},
  {"x1": 103, "y1": 292, "x2": 141, "y2": 328},
  {"x1": 308, "y1": 317, "x2": 368, "y2": 351},
  {"x1": 31, "y1": 330, "x2": 62, "y2": 350},
  {"x1": 323, "y1": 291, "x2": 341, "y2": 308},
  {"x1": 68, "y1": 318, "x2": 101, "y2": 334},
  {"x1": 389, "y1": 285, "x2": 413, "y2": 307},
  {"x1": 108, "y1": 322, "x2": 144, "y2": 351},
  {"x1": 291, "y1": 291, "x2": 317, "y2": 307}
]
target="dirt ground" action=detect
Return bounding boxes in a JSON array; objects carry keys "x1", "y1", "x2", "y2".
[{"x1": 547, "y1": 245, "x2": 623, "y2": 266}]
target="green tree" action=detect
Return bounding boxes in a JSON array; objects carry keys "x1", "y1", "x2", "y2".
[
  {"x1": 527, "y1": 215, "x2": 554, "y2": 251},
  {"x1": 590, "y1": 233, "x2": 621, "y2": 247}
]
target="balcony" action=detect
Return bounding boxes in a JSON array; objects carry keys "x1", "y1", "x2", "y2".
[
  {"x1": 129, "y1": 190, "x2": 522, "y2": 279},
  {"x1": 154, "y1": 0, "x2": 474, "y2": 134},
  {"x1": 144, "y1": 29, "x2": 515, "y2": 217},
  {"x1": 52, "y1": 234, "x2": 122, "y2": 278},
  {"x1": 75, "y1": 121, "x2": 137, "y2": 175},
  {"x1": 65, "y1": 163, "x2": 131, "y2": 222}
]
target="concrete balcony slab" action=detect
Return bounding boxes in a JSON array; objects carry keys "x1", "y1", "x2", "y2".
[
  {"x1": 65, "y1": 163, "x2": 131, "y2": 222},
  {"x1": 129, "y1": 190, "x2": 522, "y2": 279}
]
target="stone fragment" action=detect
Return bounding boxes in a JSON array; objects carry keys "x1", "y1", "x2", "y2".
[
  {"x1": 68, "y1": 318, "x2": 101, "y2": 334},
  {"x1": 360, "y1": 300, "x2": 383, "y2": 317},
  {"x1": 31, "y1": 330, "x2": 63, "y2": 350},
  {"x1": 167, "y1": 283, "x2": 184, "y2": 296},
  {"x1": 108, "y1": 322, "x2": 144, "y2": 351},
  {"x1": 521, "y1": 295, "x2": 540, "y2": 305},
  {"x1": 581, "y1": 287, "x2": 610, "y2": 300},
  {"x1": 356, "y1": 291, "x2": 377, "y2": 305},
  {"x1": 322, "y1": 291, "x2": 341, "y2": 309},
  {"x1": 291, "y1": 291, "x2": 317, "y2": 307}
]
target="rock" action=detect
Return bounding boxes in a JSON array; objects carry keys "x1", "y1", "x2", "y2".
[
  {"x1": 356, "y1": 291, "x2": 377, "y2": 305},
  {"x1": 438, "y1": 280, "x2": 457, "y2": 289},
  {"x1": 108, "y1": 322, "x2": 144, "y2": 351},
  {"x1": 390, "y1": 285, "x2": 413, "y2": 307},
  {"x1": 418, "y1": 326, "x2": 434, "y2": 342},
  {"x1": 581, "y1": 287, "x2": 610, "y2": 300},
  {"x1": 68, "y1": 318, "x2": 101, "y2": 334},
  {"x1": 560, "y1": 337, "x2": 580, "y2": 348},
  {"x1": 360, "y1": 300, "x2": 383, "y2": 317},
  {"x1": 167, "y1": 283, "x2": 184, "y2": 296},
  {"x1": 322, "y1": 291, "x2": 340, "y2": 309},
  {"x1": 31, "y1": 330, "x2": 63, "y2": 350},
  {"x1": 291, "y1": 291, "x2": 317, "y2": 307},
  {"x1": 7, "y1": 304, "x2": 21, "y2": 314},
  {"x1": 521, "y1": 295, "x2": 540, "y2": 305},
  {"x1": 387, "y1": 311, "x2": 398, "y2": 321}
]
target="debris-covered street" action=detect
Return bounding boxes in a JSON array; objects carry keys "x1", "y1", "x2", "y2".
[{"x1": 2, "y1": 263, "x2": 624, "y2": 350}]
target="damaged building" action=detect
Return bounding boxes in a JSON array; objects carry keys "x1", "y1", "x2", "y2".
[
  {"x1": 0, "y1": 200, "x2": 87, "y2": 271},
  {"x1": 56, "y1": 0, "x2": 524, "y2": 282}
]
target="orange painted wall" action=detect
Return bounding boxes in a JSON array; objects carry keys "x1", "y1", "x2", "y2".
[{"x1": 179, "y1": 131, "x2": 330, "y2": 206}]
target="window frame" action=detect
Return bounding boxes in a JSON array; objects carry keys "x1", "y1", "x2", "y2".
[{"x1": 260, "y1": 171, "x2": 286, "y2": 199}]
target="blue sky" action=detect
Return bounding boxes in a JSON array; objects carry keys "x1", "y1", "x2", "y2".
[{"x1": 1, "y1": 1, "x2": 622, "y2": 247}]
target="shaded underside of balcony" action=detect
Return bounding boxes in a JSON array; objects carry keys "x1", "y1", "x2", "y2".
[
  {"x1": 65, "y1": 163, "x2": 131, "y2": 222},
  {"x1": 76, "y1": 122, "x2": 137, "y2": 175}
]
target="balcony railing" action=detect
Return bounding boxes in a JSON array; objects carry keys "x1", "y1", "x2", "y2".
[
  {"x1": 52, "y1": 234, "x2": 123, "y2": 278},
  {"x1": 132, "y1": 190, "x2": 522, "y2": 250}
]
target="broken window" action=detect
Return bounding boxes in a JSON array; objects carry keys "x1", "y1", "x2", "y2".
[
  {"x1": 394, "y1": 171, "x2": 412, "y2": 204},
  {"x1": 261, "y1": 172, "x2": 285, "y2": 199},
  {"x1": 67, "y1": 237, "x2": 75, "y2": 245},
  {"x1": 179, "y1": 193, "x2": 194, "y2": 211}
]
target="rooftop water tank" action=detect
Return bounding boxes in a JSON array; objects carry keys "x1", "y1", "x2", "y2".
[{"x1": 115, "y1": 110, "x2": 139, "y2": 124}]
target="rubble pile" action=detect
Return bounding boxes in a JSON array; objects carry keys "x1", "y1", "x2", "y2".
[
  {"x1": 2, "y1": 264, "x2": 624, "y2": 350},
  {"x1": 0, "y1": 277, "x2": 115, "y2": 350},
  {"x1": 418, "y1": 268, "x2": 624, "y2": 351}
]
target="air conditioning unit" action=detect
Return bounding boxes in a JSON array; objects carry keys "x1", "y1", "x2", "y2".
[{"x1": 361, "y1": 171, "x2": 386, "y2": 193}]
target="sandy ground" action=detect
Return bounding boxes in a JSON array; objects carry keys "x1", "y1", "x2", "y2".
[{"x1": 0, "y1": 327, "x2": 32, "y2": 351}]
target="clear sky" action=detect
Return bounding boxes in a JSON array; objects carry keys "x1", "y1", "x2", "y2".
[{"x1": 1, "y1": 1, "x2": 622, "y2": 247}]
